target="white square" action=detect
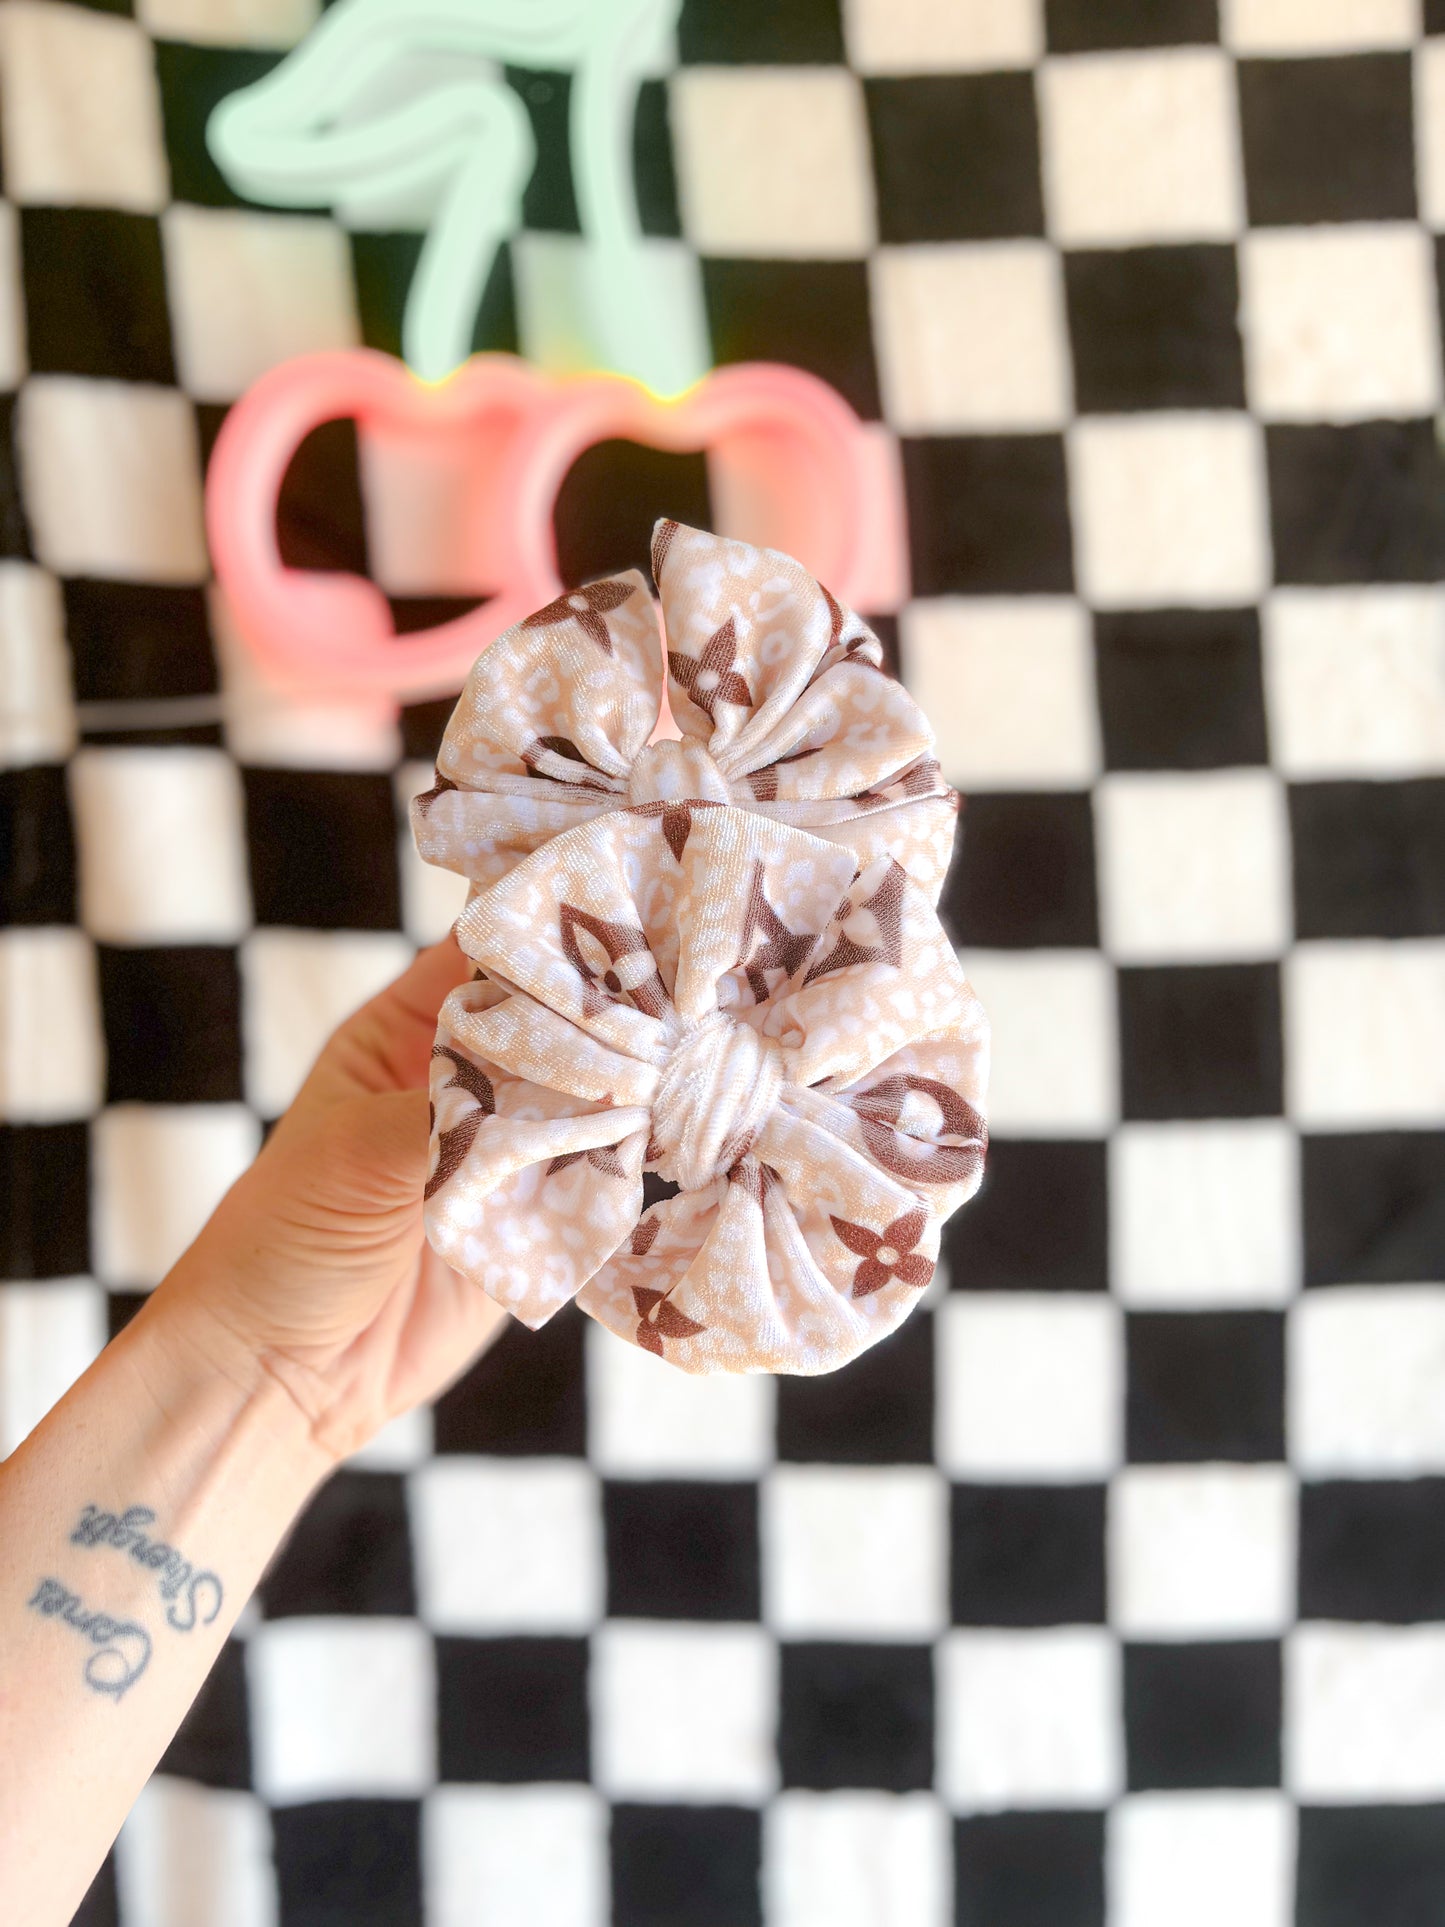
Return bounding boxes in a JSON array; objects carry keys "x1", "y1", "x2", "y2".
[
  {"x1": 1038, "y1": 48, "x2": 1243, "y2": 247},
  {"x1": 763, "y1": 1792, "x2": 951, "y2": 1927},
  {"x1": 398, "y1": 763, "x2": 470, "y2": 946},
  {"x1": 951, "y1": 951, "x2": 1117, "y2": 1136},
  {"x1": 0, "y1": 1279, "x2": 106, "y2": 1456},
  {"x1": 410, "y1": 1458, "x2": 602, "y2": 1635},
  {"x1": 138, "y1": 0, "x2": 320, "y2": 48},
  {"x1": 1262, "y1": 586, "x2": 1445, "y2": 778},
  {"x1": 937, "y1": 1294, "x2": 1122, "y2": 1479},
  {"x1": 1096, "y1": 770, "x2": 1291, "y2": 963},
  {"x1": 424, "y1": 1785, "x2": 606, "y2": 1927},
  {"x1": 0, "y1": 200, "x2": 25, "y2": 388},
  {"x1": 1241, "y1": 225, "x2": 1442, "y2": 423},
  {"x1": 1069, "y1": 414, "x2": 1271, "y2": 608},
  {"x1": 844, "y1": 0, "x2": 1041, "y2": 72},
  {"x1": 1417, "y1": 39, "x2": 1445, "y2": 229},
  {"x1": 1285, "y1": 939, "x2": 1445, "y2": 1128},
  {"x1": 19, "y1": 379, "x2": 208, "y2": 584},
  {"x1": 211, "y1": 586, "x2": 403, "y2": 772},
  {"x1": 586, "y1": 1316, "x2": 774, "y2": 1477},
  {"x1": 347, "y1": 1404, "x2": 432, "y2": 1472},
  {"x1": 671, "y1": 68, "x2": 875, "y2": 257},
  {"x1": 1288, "y1": 1625, "x2": 1445, "y2": 1799},
  {"x1": 0, "y1": 565, "x2": 72, "y2": 769},
  {"x1": 872, "y1": 243, "x2": 1071, "y2": 433},
  {"x1": 1109, "y1": 1465, "x2": 1295, "y2": 1638},
  {"x1": 249, "y1": 1617, "x2": 434, "y2": 1802},
  {"x1": 0, "y1": 929, "x2": 102, "y2": 1123},
  {"x1": 1225, "y1": 0, "x2": 1417, "y2": 49},
  {"x1": 1110, "y1": 1121, "x2": 1300, "y2": 1308},
  {"x1": 762, "y1": 1467, "x2": 948, "y2": 1641},
  {"x1": 1108, "y1": 1792, "x2": 1295, "y2": 1927},
  {"x1": 116, "y1": 1778, "x2": 276, "y2": 1927},
  {"x1": 242, "y1": 930, "x2": 412, "y2": 1117},
  {"x1": 938, "y1": 1628, "x2": 1123, "y2": 1808},
  {"x1": 92, "y1": 1105, "x2": 260, "y2": 1289},
  {"x1": 0, "y1": 3, "x2": 168, "y2": 211},
  {"x1": 70, "y1": 747, "x2": 251, "y2": 944},
  {"x1": 163, "y1": 207, "x2": 358, "y2": 403},
  {"x1": 1290, "y1": 1286, "x2": 1445, "y2": 1475},
  {"x1": 511, "y1": 229, "x2": 710, "y2": 397},
  {"x1": 592, "y1": 1621, "x2": 776, "y2": 1803},
  {"x1": 902, "y1": 598, "x2": 1099, "y2": 792}
]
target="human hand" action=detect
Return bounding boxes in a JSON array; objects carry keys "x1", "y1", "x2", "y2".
[{"x1": 151, "y1": 939, "x2": 509, "y2": 1465}]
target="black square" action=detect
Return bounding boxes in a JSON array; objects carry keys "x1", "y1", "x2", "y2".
[
  {"x1": 779, "y1": 1644, "x2": 933, "y2": 1793},
  {"x1": 273, "y1": 1799, "x2": 421, "y2": 1927},
  {"x1": 0, "y1": 393, "x2": 32, "y2": 558},
  {"x1": 952, "y1": 1485, "x2": 1106, "y2": 1626},
  {"x1": 1431, "y1": 0, "x2": 1445, "y2": 27},
  {"x1": 72, "y1": 1859, "x2": 119, "y2": 1927},
  {"x1": 158, "y1": 1638, "x2": 251, "y2": 1790},
  {"x1": 940, "y1": 792, "x2": 1098, "y2": 949},
  {"x1": 1303, "y1": 1131, "x2": 1445, "y2": 1288},
  {"x1": 21, "y1": 208, "x2": 174, "y2": 384},
  {"x1": 350, "y1": 233, "x2": 517, "y2": 361},
  {"x1": 634, "y1": 80, "x2": 682, "y2": 238},
  {"x1": 1127, "y1": 1311, "x2": 1285, "y2": 1462},
  {"x1": 777, "y1": 1303, "x2": 933, "y2": 1463},
  {"x1": 1046, "y1": 0, "x2": 1216, "y2": 47},
  {"x1": 400, "y1": 694, "x2": 463, "y2": 763},
  {"x1": 1094, "y1": 609, "x2": 1268, "y2": 771},
  {"x1": 1118, "y1": 965, "x2": 1283, "y2": 1119},
  {"x1": 1064, "y1": 246, "x2": 1244, "y2": 413},
  {"x1": 1301, "y1": 1480, "x2": 1445, "y2": 1621},
  {"x1": 1124, "y1": 1641, "x2": 1281, "y2": 1789},
  {"x1": 943, "y1": 1140, "x2": 1108, "y2": 1293},
  {"x1": 611, "y1": 1805, "x2": 762, "y2": 1927},
  {"x1": 0, "y1": 1125, "x2": 89, "y2": 1279},
  {"x1": 1291, "y1": 780, "x2": 1445, "y2": 941},
  {"x1": 902, "y1": 437, "x2": 1073, "y2": 596},
  {"x1": 435, "y1": 1636, "x2": 589, "y2": 1782},
  {"x1": 955, "y1": 1811, "x2": 1105, "y2": 1927},
  {"x1": 65, "y1": 581, "x2": 219, "y2": 748},
  {"x1": 701, "y1": 259, "x2": 880, "y2": 419},
  {"x1": 554, "y1": 441, "x2": 712, "y2": 588},
  {"x1": 277, "y1": 420, "x2": 370, "y2": 576},
  {"x1": 242, "y1": 769, "x2": 401, "y2": 930},
  {"x1": 433, "y1": 1304, "x2": 586, "y2": 1456},
  {"x1": 1, "y1": 765, "x2": 76, "y2": 924},
  {"x1": 260, "y1": 1471, "x2": 415, "y2": 1617},
  {"x1": 866, "y1": 76, "x2": 1044, "y2": 242},
  {"x1": 677, "y1": 0, "x2": 843, "y2": 61},
  {"x1": 154, "y1": 43, "x2": 287, "y2": 208},
  {"x1": 98, "y1": 946, "x2": 244, "y2": 1105},
  {"x1": 504, "y1": 71, "x2": 579, "y2": 232},
  {"x1": 1238, "y1": 55, "x2": 1415, "y2": 226},
  {"x1": 1298, "y1": 1805, "x2": 1445, "y2": 1927},
  {"x1": 106, "y1": 1291, "x2": 149, "y2": 1341},
  {"x1": 1267, "y1": 423, "x2": 1445, "y2": 585},
  {"x1": 604, "y1": 1481, "x2": 759, "y2": 1621}
]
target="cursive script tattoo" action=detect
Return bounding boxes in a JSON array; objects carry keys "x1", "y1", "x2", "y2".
[
  {"x1": 70, "y1": 1504, "x2": 224, "y2": 1633},
  {"x1": 27, "y1": 1577, "x2": 152, "y2": 1698}
]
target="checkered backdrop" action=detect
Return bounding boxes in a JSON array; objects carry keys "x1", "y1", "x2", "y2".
[{"x1": 3, "y1": 0, "x2": 1445, "y2": 1921}]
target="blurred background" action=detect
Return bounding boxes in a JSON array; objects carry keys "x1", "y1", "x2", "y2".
[{"x1": 3, "y1": 0, "x2": 1445, "y2": 1923}]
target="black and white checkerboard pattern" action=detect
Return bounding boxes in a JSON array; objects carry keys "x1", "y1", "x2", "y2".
[{"x1": 4, "y1": 0, "x2": 1445, "y2": 1920}]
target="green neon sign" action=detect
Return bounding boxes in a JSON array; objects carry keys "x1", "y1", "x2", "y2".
[{"x1": 207, "y1": 0, "x2": 697, "y2": 392}]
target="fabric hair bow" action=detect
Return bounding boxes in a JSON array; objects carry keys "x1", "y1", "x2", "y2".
[
  {"x1": 412, "y1": 519, "x2": 960, "y2": 906},
  {"x1": 423, "y1": 806, "x2": 988, "y2": 1375}
]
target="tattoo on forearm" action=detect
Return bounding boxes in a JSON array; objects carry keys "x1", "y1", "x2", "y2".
[
  {"x1": 69, "y1": 1504, "x2": 224, "y2": 1632},
  {"x1": 26, "y1": 1578, "x2": 152, "y2": 1698}
]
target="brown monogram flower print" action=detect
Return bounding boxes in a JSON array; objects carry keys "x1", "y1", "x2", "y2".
[
  {"x1": 829, "y1": 1206, "x2": 934, "y2": 1298},
  {"x1": 412, "y1": 521, "x2": 960, "y2": 906}
]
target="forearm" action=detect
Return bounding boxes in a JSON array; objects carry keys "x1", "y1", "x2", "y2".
[{"x1": 0, "y1": 1268, "x2": 332, "y2": 1927}]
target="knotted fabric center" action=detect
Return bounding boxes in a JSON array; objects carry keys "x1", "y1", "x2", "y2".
[
  {"x1": 651, "y1": 1012, "x2": 784, "y2": 1193},
  {"x1": 628, "y1": 738, "x2": 731, "y2": 807}
]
